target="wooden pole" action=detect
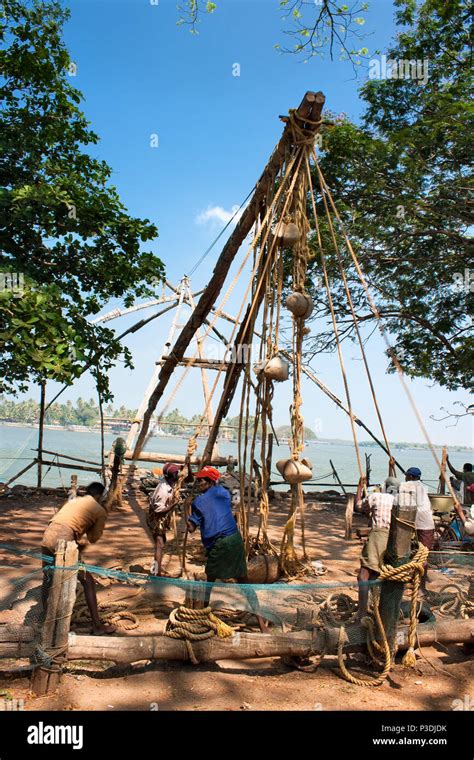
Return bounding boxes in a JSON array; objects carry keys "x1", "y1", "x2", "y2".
[
  {"x1": 30, "y1": 540, "x2": 78, "y2": 695},
  {"x1": 40, "y1": 459, "x2": 102, "y2": 475},
  {"x1": 344, "y1": 494, "x2": 355, "y2": 540},
  {"x1": 379, "y1": 503, "x2": 417, "y2": 654},
  {"x1": 68, "y1": 474, "x2": 78, "y2": 501},
  {"x1": 439, "y1": 446, "x2": 447, "y2": 494},
  {"x1": 330, "y1": 458, "x2": 347, "y2": 495},
  {"x1": 37, "y1": 381, "x2": 46, "y2": 488},
  {"x1": 133, "y1": 92, "x2": 326, "y2": 460}
]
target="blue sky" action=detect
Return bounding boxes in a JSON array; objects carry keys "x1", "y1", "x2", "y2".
[{"x1": 22, "y1": 0, "x2": 472, "y2": 447}]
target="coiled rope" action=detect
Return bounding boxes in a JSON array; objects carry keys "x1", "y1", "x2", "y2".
[{"x1": 164, "y1": 605, "x2": 236, "y2": 665}]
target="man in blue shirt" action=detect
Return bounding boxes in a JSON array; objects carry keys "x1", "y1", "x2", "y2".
[{"x1": 187, "y1": 466, "x2": 267, "y2": 632}]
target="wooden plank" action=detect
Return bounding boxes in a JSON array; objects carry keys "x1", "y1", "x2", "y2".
[
  {"x1": 40, "y1": 459, "x2": 102, "y2": 474},
  {"x1": 132, "y1": 92, "x2": 326, "y2": 459}
]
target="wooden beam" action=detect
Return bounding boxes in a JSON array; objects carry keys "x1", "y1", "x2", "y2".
[{"x1": 133, "y1": 91, "x2": 326, "y2": 459}]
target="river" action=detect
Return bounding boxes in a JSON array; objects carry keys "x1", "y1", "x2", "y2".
[{"x1": 1, "y1": 424, "x2": 471, "y2": 493}]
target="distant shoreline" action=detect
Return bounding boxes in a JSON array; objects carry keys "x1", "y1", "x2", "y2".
[{"x1": 0, "y1": 421, "x2": 471, "y2": 452}]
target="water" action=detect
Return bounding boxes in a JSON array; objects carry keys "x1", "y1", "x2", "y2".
[{"x1": 0, "y1": 424, "x2": 472, "y2": 493}]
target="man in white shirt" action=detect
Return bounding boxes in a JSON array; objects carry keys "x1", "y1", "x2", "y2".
[
  {"x1": 356, "y1": 477, "x2": 400, "y2": 620},
  {"x1": 399, "y1": 466, "x2": 435, "y2": 590}
]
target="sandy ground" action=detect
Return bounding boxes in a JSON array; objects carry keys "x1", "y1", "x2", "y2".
[{"x1": 0, "y1": 484, "x2": 472, "y2": 711}]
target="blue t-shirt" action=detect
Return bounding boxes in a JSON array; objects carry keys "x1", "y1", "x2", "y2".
[{"x1": 189, "y1": 484, "x2": 238, "y2": 550}]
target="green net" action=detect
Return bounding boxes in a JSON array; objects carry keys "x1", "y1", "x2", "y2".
[{"x1": 0, "y1": 542, "x2": 472, "y2": 674}]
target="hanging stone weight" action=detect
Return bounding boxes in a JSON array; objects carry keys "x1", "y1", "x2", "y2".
[
  {"x1": 254, "y1": 355, "x2": 289, "y2": 383},
  {"x1": 285, "y1": 292, "x2": 314, "y2": 320},
  {"x1": 276, "y1": 458, "x2": 313, "y2": 485},
  {"x1": 276, "y1": 222, "x2": 301, "y2": 247}
]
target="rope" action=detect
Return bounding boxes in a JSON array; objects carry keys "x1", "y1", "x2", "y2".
[
  {"x1": 304, "y1": 156, "x2": 367, "y2": 493},
  {"x1": 428, "y1": 580, "x2": 474, "y2": 619},
  {"x1": 311, "y1": 156, "x2": 462, "y2": 510},
  {"x1": 336, "y1": 544, "x2": 429, "y2": 686},
  {"x1": 72, "y1": 599, "x2": 139, "y2": 630},
  {"x1": 164, "y1": 605, "x2": 236, "y2": 665}
]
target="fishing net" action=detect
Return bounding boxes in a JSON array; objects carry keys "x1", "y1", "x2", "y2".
[{"x1": 0, "y1": 542, "x2": 472, "y2": 675}]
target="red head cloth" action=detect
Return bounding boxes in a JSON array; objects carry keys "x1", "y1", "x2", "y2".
[
  {"x1": 194, "y1": 466, "x2": 221, "y2": 482},
  {"x1": 163, "y1": 463, "x2": 181, "y2": 478}
]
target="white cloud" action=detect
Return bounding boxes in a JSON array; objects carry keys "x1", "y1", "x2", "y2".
[{"x1": 195, "y1": 204, "x2": 243, "y2": 226}]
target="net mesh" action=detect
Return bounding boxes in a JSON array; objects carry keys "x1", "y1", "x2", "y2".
[{"x1": 0, "y1": 542, "x2": 472, "y2": 673}]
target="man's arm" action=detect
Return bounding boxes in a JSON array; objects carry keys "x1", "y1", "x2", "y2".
[
  {"x1": 86, "y1": 510, "x2": 107, "y2": 543},
  {"x1": 446, "y1": 457, "x2": 463, "y2": 479}
]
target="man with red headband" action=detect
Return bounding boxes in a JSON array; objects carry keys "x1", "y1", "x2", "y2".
[
  {"x1": 147, "y1": 462, "x2": 181, "y2": 576},
  {"x1": 187, "y1": 466, "x2": 267, "y2": 631}
]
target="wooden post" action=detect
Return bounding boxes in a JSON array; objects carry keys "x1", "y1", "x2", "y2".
[
  {"x1": 105, "y1": 437, "x2": 126, "y2": 510},
  {"x1": 439, "y1": 446, "x2": 447, "y2": 494},
  {"x1": 330, "y1": 458, "x2": 347, "y2": 495},
  {"x1": 68, "y1": 474, "x2": 78, "y2": 501},
  {"x1": 266, "y1": 433, "x2": 273, "y2": 493},
  {"x1": 31, "y1": 539, "x2": 78, "y2": 695},
  {"x1": 37, "y1": 381, "x2": 46, "y2": 488},
  {"x1": 365, "y1": 453, "x2": 371, "y2": 488},
  {"x1": 344, "y1": 494, "x2": 355, "y2": 540},
  {"x1": 379, "y1": 503, "x2": 417, "y2": 655}
]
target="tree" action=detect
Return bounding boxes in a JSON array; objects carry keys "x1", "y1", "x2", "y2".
[
  {"x1": 177, "y1": 0, "x2": 371, "y2": 64},
  {"x1": 301, "y1": 0, "x2": 472, "y2": 391},
  {"x1": 0, "y1": 0, "x2": 164, "y2": 399}
]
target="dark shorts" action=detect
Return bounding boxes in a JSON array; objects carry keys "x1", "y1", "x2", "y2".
[
  {"x1": 416, "y1": 529, "x2": 435, "y2": 551},
  {"x1": 42, "y1": 523, "x2": 79, "y2": 561},
  {"x1": 146, "y1": 509, "x2": 172, "y2": 541},
  {"x1": 205, "y1": 531, "x2": 247, "y2": 580}
]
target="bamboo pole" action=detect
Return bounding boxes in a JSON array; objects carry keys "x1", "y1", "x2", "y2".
[
  {"x1": 330, "y1": 459, "x2": 347, "y2": 495},
  {"x1": 37, "y1": 381, "x2": 46, "y2": 488},
  {"x1": 133, "y1": 92, "x2": 326, "y2": 459}
]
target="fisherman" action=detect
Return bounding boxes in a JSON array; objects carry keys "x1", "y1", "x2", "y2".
[
  {"x1": 41, "y1": 482, "x2": 115, "y2": 635},
  {"x1": 446, "y1": 459, "x2": 474, "y2": 507},
  {"x1": 147, "y1": 462, "x2": 181, "y2": 576},
  {"x1": 187, "y1": 466, "x2": 267, "y2": 632},
  {"x1": 356, "y1": 477, "x2": 400, "y2": 621},
  {"x1": 403, "y1": 466, "x2": 435, "y2": 552}
]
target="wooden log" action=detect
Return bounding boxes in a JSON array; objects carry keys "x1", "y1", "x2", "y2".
[
  {"x1": 344, "y1": 494, "x2": 355, "y2": 540},
  {"x1": 118, "y1": 450, "x2": 232, "y2": 467},
  {"x1": 133, "y1": 91, "x2": 326, "y2": 459},
  {"x1": 30, "y1": 540, "x2": 79, "y2": 695},
  {"x1": 1, "y1": 619, "x2": 472, "y2": 664}
]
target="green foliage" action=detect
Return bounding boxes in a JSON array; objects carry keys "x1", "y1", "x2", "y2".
[
  {"x1": 0, "y1": 0, "x2": 164, "y2": 398},
  {"x1": 304, "y1": 0, "x2": 472, "y2": 391}
]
